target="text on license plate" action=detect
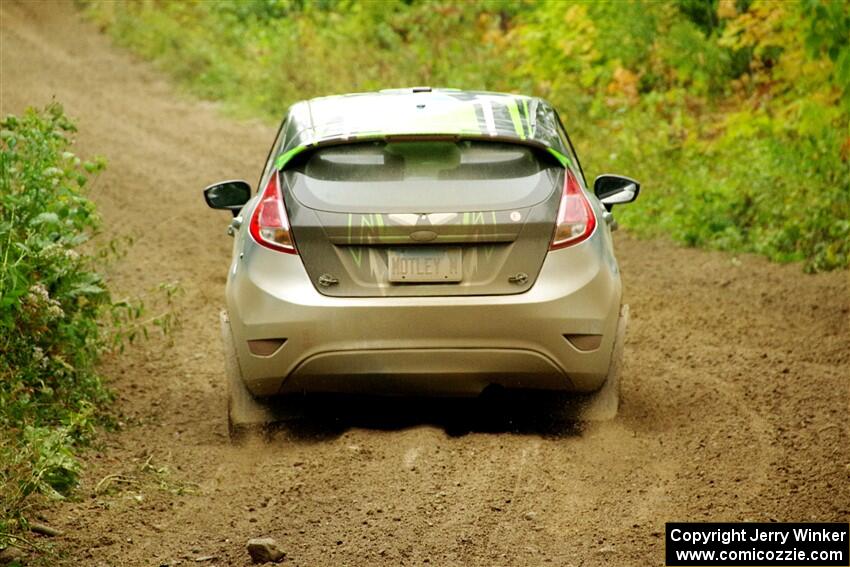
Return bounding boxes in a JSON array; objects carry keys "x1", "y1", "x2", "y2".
[{"x1": 388, "y1": 247, "x2": 462, "y2": 283}]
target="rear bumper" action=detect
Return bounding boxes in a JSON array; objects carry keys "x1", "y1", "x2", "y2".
[
  {"x1": 281, "y1": 348, "x2": 571, "y2": 395},
  {"x1": 225, "y1": 235, "x2": 622, "y2": 397}
]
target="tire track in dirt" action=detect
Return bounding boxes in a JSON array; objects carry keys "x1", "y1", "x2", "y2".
[{"x1": 2, "y1": 2, "x2": 848, "y2": 566}]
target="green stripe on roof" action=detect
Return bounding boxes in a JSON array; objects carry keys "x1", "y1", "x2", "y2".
[
  {"x1": 506, "y1": 98, "x2": 526, "y2": 140},
  {"x1": 521, "y1": 98, "x2": 531, "y2": 137}
]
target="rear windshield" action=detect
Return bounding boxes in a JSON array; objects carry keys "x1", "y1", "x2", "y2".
[{"x1": 285, "y1": 140, "x2": 560, "y2": 213}]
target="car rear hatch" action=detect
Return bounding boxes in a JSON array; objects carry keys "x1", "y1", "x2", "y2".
[{"x1": 282, "y1": 139, "x2": 563, "y2": 297}]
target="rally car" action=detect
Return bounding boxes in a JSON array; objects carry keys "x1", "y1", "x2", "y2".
[{"x1": 203, "y1": 88, "x2": 639, "y2": 434}]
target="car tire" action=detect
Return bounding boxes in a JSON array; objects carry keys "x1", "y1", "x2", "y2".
[
  {"x1": 577, "y1": 304, "x2": 628, "y2": 421},
  {"x1": 220, "y1": 311, "x2": 277, "y2": 440}
]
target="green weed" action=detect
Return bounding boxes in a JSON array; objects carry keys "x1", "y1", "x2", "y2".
[{"x1": 0, "y1": 104, "x2": 180, "y2": 545}]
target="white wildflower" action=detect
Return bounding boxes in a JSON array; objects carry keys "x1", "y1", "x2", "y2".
[
  {"x1": 47, "y1": 303, "x2": 65, "y2": 319},
  {"x1": 42, "y1": 166, "x2": 63, "y2": 177}
]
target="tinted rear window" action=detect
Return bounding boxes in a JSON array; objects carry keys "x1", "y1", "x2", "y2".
[{"x1": 285, "y1": 140, "x2": 560, "y2": 213}]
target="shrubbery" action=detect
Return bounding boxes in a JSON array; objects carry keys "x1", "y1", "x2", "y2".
[
  {"x1": 0, "y1": 105, "x2": 179, "y2": 546},
  {"x1": 86, "y1": 0, "x2": 849, "y2": 271},
  {"x1": 0, "y1": 104, "x2": 110, "y2": 540},
  {"x1": 516, "y1": 0, "x2": 850, "y2": 272}
]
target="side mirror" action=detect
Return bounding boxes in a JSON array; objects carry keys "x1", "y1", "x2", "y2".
[
  {"x1": 593, "y1": 174, "x2": 640, "y2": 211},
  {"x1": 203, "y1": 180, "x2": 252, "y2": 216}
]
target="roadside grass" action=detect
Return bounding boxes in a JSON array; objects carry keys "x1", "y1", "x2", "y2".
[
  {"x1": 1, "y1": 105, "x2": 110, "y2": 545},
  {"x1": 84, "y1": 0, "x2": 849, "y2": 272},
  {"x1": 0, "y1": 104, "x2": 180, "y2": 553}
]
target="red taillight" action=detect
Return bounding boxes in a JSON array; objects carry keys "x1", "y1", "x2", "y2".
[
  {"x1": 249, "y1": 172, "x2": 297, "y2": 254},
  {"x1": 549, "y1": 169, "x2": 596, "y2": 250}
]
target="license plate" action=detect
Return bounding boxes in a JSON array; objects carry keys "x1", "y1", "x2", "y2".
[{"x1": 388, "y1": 247, "x2": 462, "y2": 283}]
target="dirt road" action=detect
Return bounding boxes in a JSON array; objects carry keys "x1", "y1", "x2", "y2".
[{"x1": 2, "y1": 2, "x2": 848, "y2": 565}]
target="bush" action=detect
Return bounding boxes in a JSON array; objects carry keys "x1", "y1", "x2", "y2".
[
  {"x1": 513, "y1": 0, "x2": 850, "y2": 271},
  {"x1": 0, "y1": 104, "x2": 109, "y2": 539}
]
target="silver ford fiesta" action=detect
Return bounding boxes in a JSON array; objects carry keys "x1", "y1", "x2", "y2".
[{"x1": 203, "y1": 88, "x2": 639, "y2": 434}]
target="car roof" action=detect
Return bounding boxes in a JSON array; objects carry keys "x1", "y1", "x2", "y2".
[{"x1": 275, "y1": 88, "x2": 571, "y2": 169}]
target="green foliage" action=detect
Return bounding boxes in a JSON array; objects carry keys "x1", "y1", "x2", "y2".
[
  {"x1": 0, "y1": 104, "x2": 112, "y2": 539},
  {"x1": 801, "y1": 0, "x2": 850, "y2": 93},
  {"x1": 0, "y1": 106, "x2": 182, "y2": 547},
  {"x1": 0, "y1": 106, "x2": 184, "y2": 542},
  {"x1": 85, "y1": 0, "x2": 523, "y2": 118},
  {"x1": 85, "y1": 0, "x2": 849, "y2": 271}
]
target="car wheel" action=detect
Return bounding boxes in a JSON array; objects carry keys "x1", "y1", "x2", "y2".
[
  {"x1": 577, "y1": 304, "x2": 629, "y2": 421},
  {"x1": 220, "y1": 311, "x2": 277, "y2": 440}
]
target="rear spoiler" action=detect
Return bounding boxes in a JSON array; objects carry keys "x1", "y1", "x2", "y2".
[{"x1": 274, "y1": 134, "x2": 574, "y2": 171}]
